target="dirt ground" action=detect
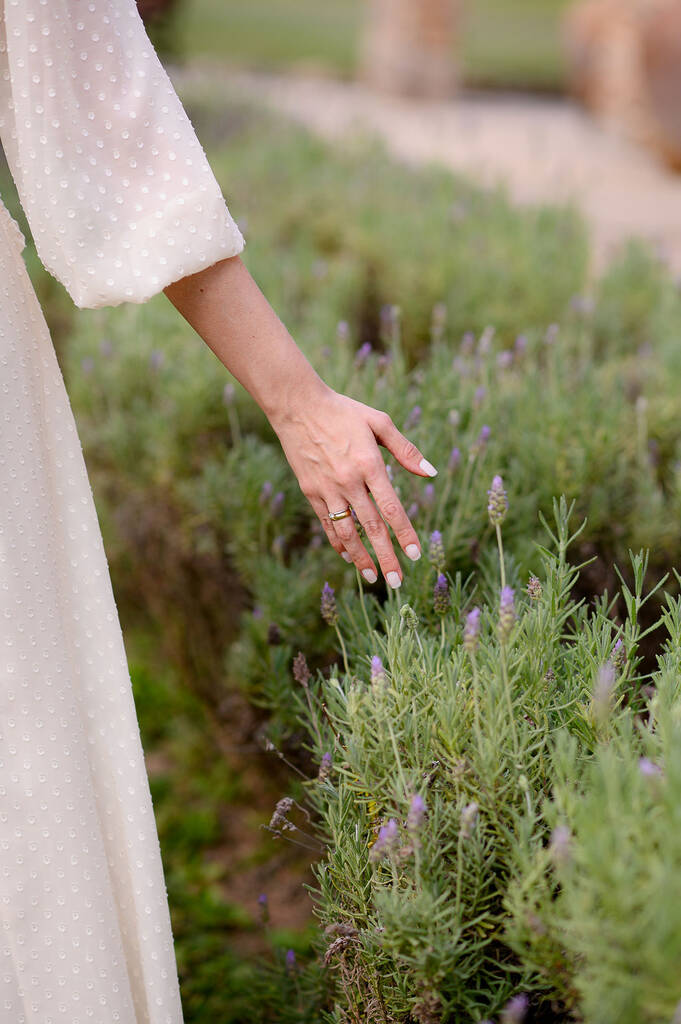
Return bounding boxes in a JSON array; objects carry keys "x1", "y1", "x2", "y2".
[{"x1": 173, "y1": 62, "x2": 681, "y2": 277}]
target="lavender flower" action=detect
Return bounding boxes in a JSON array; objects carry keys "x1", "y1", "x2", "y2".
[
  {"x1": 473, "y1": 386, "x2": 486, "y2": 409},
  {"x1": 460, "y1": 331, "x2": 475, "y2": 355},
  {"x1": 321, "y1": 582, "x2": 338, "y2": 627},
  {"x1": 612, "y1": 637, "x2": 626, "y2": 671},
  {"x1": 257, "y1": 892, "x2": 269, "y2": 924},
  {"x1": 285, "y1": 949, "x2": 297, "y2": 974},
  {"x1": 448, "y1": 446, "x2": 461, "y2": 473},
  {"x1": 497, "y1": 350, "x2": 513, "y2": 370},
  {"x1": 81, "y1": 356, "x2": 94, "y2": 375},
  {"x1": 354, "y1": 341, "x2": 372, "y2": 368},
  {"x1": 593, "y1": 661, "x2": 615, "y2": 722},
  {"x1": 433, "y1": 574, "x2": 450, "y2": 616},
  {"x1": 407, "y1": 501, "x2": 420, "y2": 520},
  {"x1": 639, "y1": 757, "x2": 662, "y2": 778},
  {"x1": 549, "y1": 825, "x2": 572, "y2": 867},
  {"x1": 471, "y1": 424, "x2": 491, "y2": 457},
  {"x1": 149, "y1": 349, "x2": 164, "y2": 370},
  {"x1": 501, "y1": 993, "x2": 529, "y2": 1024},
  {"x1": 259, "y1": 480, "x2": 273, "y2": 506},
  {"x1": 318, "y1": 752, "x2": 333, "y2": 783},
  {"x1": 222, "y1": 381, "x2": 235, "y2": 405},
  {"x1": 336, "y1": 320, "x2": 350, "y2": 343},
  {"x1": 527, "y1": 575, "x2": 542, "y2": 600},
  {"x1": 545, "y1": 323, "x2": 559, "y2": 345},
  {"x1": 376, "y1": 352, "x2": 392, "y2": 373},
  {"x1": 514, "y1": 334, "x2": 528, "y2": 355},
  {"x1": 423, "y1": 483, "x2": 435, "y2": 506},
  {"x1": 369, "y1": 818, "x2": 400, "y2": 861},
  {"x1": 405, "y1": 405, "x2": 422, "y2": 430},
  {"x1": 99, "y1": 337, "x2": 113, "y2": 357},
  {"x1": 370, "y1": 655, "x2": 386, "y2": 687},
  {"x1": 292, "y1": 651, "x2": 311, "y2": 688},
  {"x1": 400, "y1": 604, "x2": 419, "y2": 631},
  {"x1": 498, "y1": 587, "x2": 516, "y2": 643},
  {"x1": 463, "y1": 607, "x2": 481, "y2": 654},
  {"x1": 428, "y1": 530, "x2": 445, "y2": 571},
  {"x1": 487, "y1": 475, "x2": 508, "y2": 526},
  {"x1": 460, "y1": 802, "x2": 479, "y2": 840},
  {"x1": 270, "y1": 490, "x2": 285, "y2": 518},
  {"x1": 407, "y1": 793, "x2": 426, "y2": 833}
]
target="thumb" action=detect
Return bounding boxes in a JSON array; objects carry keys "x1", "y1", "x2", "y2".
[{"x1": 370, "y1": 410, "x2": 438, "y2": 478}]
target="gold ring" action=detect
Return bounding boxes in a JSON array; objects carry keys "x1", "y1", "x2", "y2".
[{"x1": 328, "y1": 505, "x2": 353, "y2": 522}]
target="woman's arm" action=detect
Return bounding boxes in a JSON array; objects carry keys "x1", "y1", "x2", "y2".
[{"x1": 163, "y1": 254, "x2": 438, "y2": 588}]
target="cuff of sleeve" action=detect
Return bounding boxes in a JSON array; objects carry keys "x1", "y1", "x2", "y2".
[{"x1": 67, "y1": 187, "x2": 246, "y2": 310}]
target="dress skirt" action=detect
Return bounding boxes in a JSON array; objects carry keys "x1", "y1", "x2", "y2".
[{"x1": 0, "y1": 196, "x2": 184, "y2": 1023}]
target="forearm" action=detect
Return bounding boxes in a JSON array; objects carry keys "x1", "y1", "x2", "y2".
[{"x1": 163, "y1": 254, "x2": 328, "y2": 424}]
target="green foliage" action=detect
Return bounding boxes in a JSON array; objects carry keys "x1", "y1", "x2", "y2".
[{"x1": 292, "y1": 502, "x2": 681, "y2": 1021}]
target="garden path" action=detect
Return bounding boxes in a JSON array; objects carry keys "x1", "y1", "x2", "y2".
[{"x1": 174, "y1": 63, "x2": 681, "y2": 276}]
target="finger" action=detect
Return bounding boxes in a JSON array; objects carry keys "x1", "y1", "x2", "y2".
[
  {"x1": 308, "y1": 496, "x2": 353, "y2": 563},
  {"x1": 364, "y1": 468, "x2": 422, "y2": 562},
  {"x1": 347, "y1": 489, "x2": 404, "y2": 589},
  {"x1": 323, "y1": 495, "x2": 379, "y2": 585},
  {"x1": 369, "y1": 410, "x2": 438, "y2": 478}
]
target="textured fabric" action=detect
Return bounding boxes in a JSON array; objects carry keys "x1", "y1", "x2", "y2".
[
  {"x1": 0, "y1": 0, "x2": 245, "y2": 309},
  {"x1": 0, "y1": 1, "x2": 246, "y2": 1021}
]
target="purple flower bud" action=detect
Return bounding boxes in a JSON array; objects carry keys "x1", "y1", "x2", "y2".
[
  {"x1": 497, "y1": 350, "x2": 513, "y2": 370},
  {"x1": 318, "y1": 752, "x2": 333, "y2": 782},
  {"x1": 407, "y1": 501, "x2": 420, "y2": 520},
  {"x1": 593, "y1": 661, "x2": 616, "y2": 721},
  {"x1": 514, "y1": 334, "x2": 528, "y2": 355},
  {"x1": 545, "y1": 323, "x2": 559, "y2": 345},
  {"x1": 549, "y1": 825, "x2": 572, "y2": 867},
  {"x1": 471, "y1": 424, "x2": 491, "y2": 457},
  {"x1": 81, "y1": 356, "x2": 94, "y2": 375},
  {"x1": 448, "y1": 446, "x2": 461, "y2": 473},
  {"x1": 99, "y1": 337, "x2": 113, "y2": 357},
  {"x1": 292, "y1": 651, "x2": 311, "y2": 688},
  {"x1": 271, "y1": 534, "x2": 285, "y2": 556},
  {"x1": 487, "y1": 474, "x2": 508, "y2": 526},
  {"x1": 501, "y1": 993, "x2": 529, "y2": 1024},
  {"x1": 149, "y1": 349, "x2": 164, "y2": 370},
  {"x1": 222, "y1": 381, "x2": 235, "y2": 405},
  {"x1": 460, "y1": 331, "x2": 475, "y2": 355},
  {"x1": 336, "y1": 320, "x2": 350, "y2": 342},
  {"x1": 639, "y1": 757, "x2": 662, "y2": 778},
  {"x1": 369, "y1": 818, "x2": 400, "y2": 861},
  {"x1": 285, "y1": 949, "x2": 297, "y2": 973},
  {"x1": 405, "y1": 405, "x2": 422, "y2": 430},
  {"x1": 498, "y1": 586, "x2": 516, "y2": 643},
  {"x1": 428, "y1": 530, "x2": 445, "y2": 571},
  {"x1": 460, "y1": 801, "x2": 479, "y2": 839},
  {"x1": 257, "y1": 892, "x2": 269, "y2": 923},
  {"x1": 270, "y1": 491, "x2": 285, "y2": 518},
  {"x1": 477, "y1": 327, "x2": 494, "y2": 355},
  {"x1": 370, "y1": 655, "x2": 386, "y2": 687},
  {"x1": 252, "y1": 606, "x2": 263, "y2": 620},
  {"x1": 321, "y1": 582, "x2": 338, "y2": 627},
  {"x1": 527, "y1": 575, "x2": 542, "y2": 600},
  {"x1": 433, "y1": 573, "x2": 450, "y2": 616},
  {"x1": 259, "y1": 481, "x2": 273, "y2": 506},
  {"x1": 474, "y1": 386, "x2": 486, "y2": 409},
  {"x1": 423, "y1": 483, "x2": 435, "y2": 506},
  {"x1": 463, "y1": 607, "x2": 481, "y2": 654},
  {"x1": 612, "y1": 637, "x2": 626, "y2": 671},
  {"x1": 377, "y1": 352, "x2": 392, "y2": 373},
  {"x1": 407, "y1": 793, "x2": 426, "y2": 833},
  {"x1": 354, "y1": 341, "x2": 372, "y2": 368},
  {"x1": 257, "y1": 892, "x2": 268, "y2": 906}
]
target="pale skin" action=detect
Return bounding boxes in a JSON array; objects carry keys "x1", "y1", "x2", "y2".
[{"x1": 163, "y1": 254, "x2": 438, "y2": 588}]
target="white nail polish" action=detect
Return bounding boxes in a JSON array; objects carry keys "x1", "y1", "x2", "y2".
[
  {"x1": 405, "y1": 544, "x2": 421, "y2": 561},
  {"x1": 362, "y1": 568, "x2": 378, "y2": 583},
  {"x1": 386, "y1": 571, "x2": 402, "y2": 589},
  {"x1": 341, "y1": 551, "x2": 352, "y2": 562},
  {"x1": 419, "y1": 458, "x2": 438, "y2": 477}
]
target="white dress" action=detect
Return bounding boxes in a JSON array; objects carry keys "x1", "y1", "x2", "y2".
[{"x1": 0, "y1": 1, "x2": 244, "y2": 1022}]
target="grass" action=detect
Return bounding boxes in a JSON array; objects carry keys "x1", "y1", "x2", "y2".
[{"x1": 171, "y1": 0, "x2": 572, "y2": 91}]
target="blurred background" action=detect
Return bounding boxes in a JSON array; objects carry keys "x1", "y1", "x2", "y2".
[{"x1": 5, "y1": 1, "x2": 681, "y2": 1022}]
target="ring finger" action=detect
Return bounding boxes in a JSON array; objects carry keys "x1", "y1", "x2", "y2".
[{"x1": 325, "y1": 495, "x2": 379, "y2": 584}]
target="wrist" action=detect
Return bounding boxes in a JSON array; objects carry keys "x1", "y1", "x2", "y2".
[{"x1": 262, "y1": 365, "x2": 332, "y2": 430}]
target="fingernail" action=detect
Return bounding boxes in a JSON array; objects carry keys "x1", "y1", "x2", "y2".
[
  {"x1": 419, "y1": 458, "x2": 438, "y2": 477},
  {"x1": 405, "y1": 544, "x2": 421, "y2": 561},
  {"x1": 362, "y1": 568, "x2": 378, "y2": 583},
  {"x1": 386, "y1": 571, "x2": 402, "y2": 589},
  {"x1": 341, "y1": 551, "x2": 352, "y2": 562}
]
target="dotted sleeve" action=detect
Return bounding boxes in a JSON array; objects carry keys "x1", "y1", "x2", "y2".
[{"x1": 0, "y1": 0, "x2": 245, "y2": 309}]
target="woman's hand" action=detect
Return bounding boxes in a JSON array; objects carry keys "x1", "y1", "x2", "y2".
[{"x1": 269, "y1": 383, "x2": 438, "y2": 588}]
